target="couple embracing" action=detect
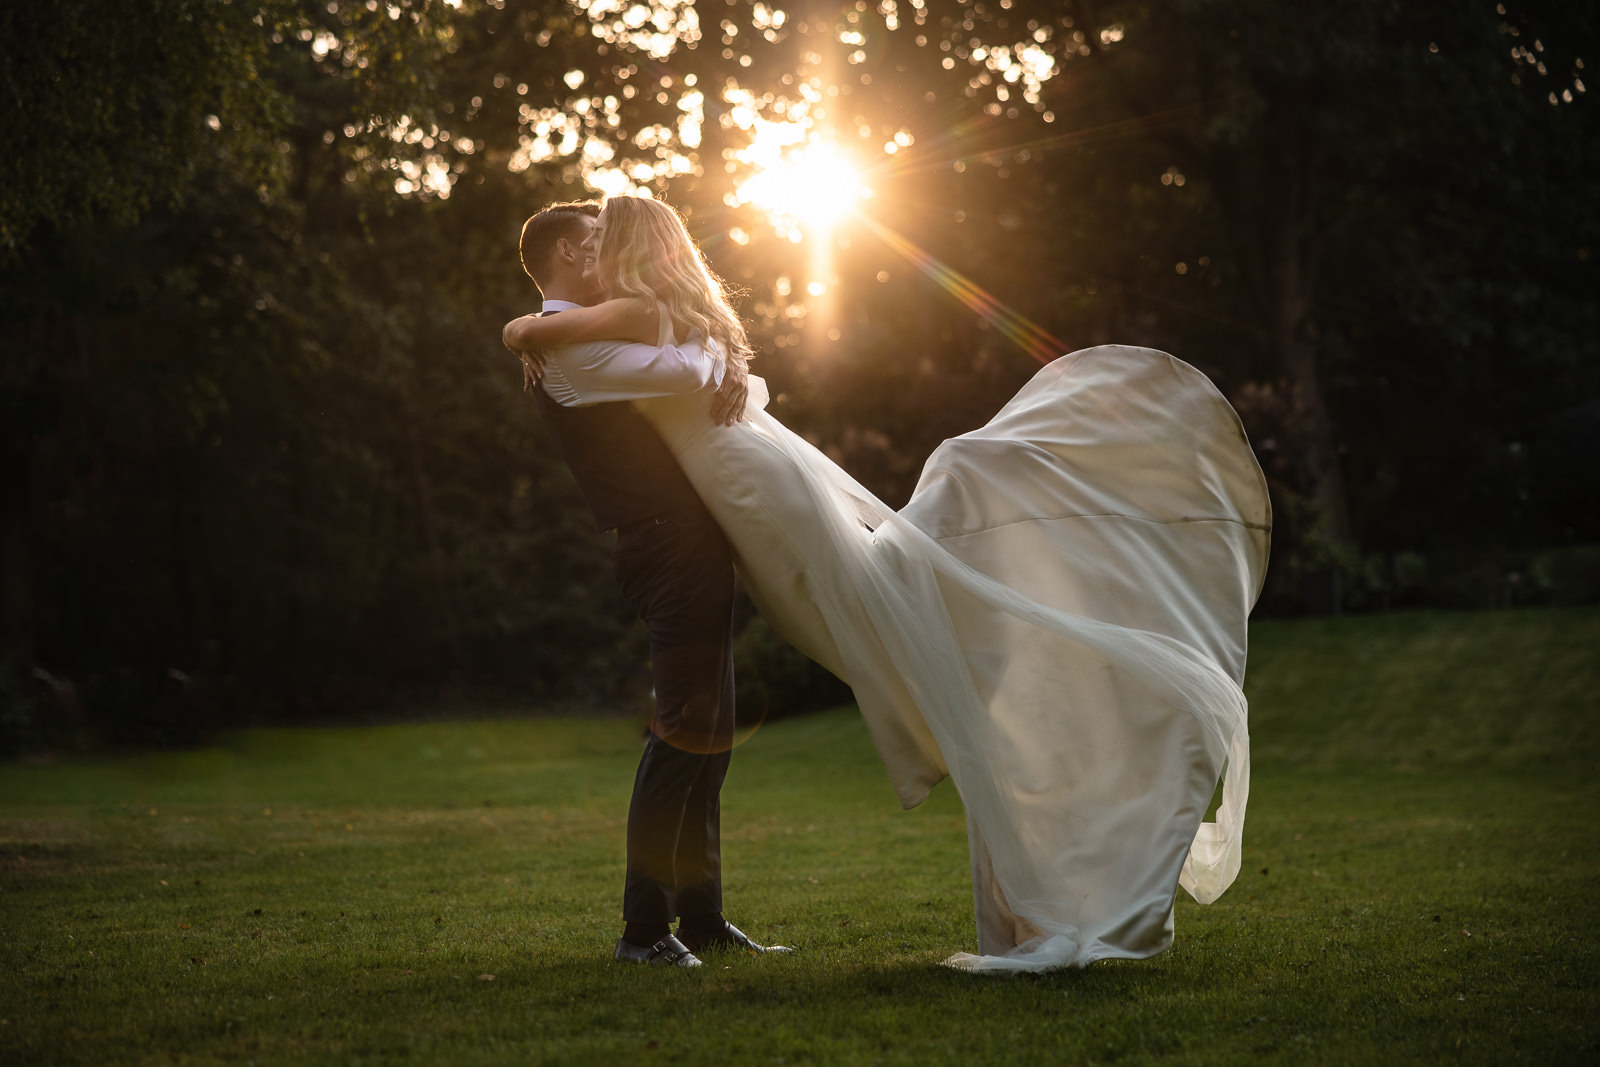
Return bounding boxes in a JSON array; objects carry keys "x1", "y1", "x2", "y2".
[{"x1": 503, "y1": 196, "x2": 1271, "y2": 973}]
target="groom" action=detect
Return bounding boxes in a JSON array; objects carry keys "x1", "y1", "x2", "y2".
[{"x1": 505, "y1": 201, "x2": 786, "y2": 967}]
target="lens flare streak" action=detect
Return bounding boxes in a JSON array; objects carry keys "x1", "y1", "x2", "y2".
[{"x1": 860, "y1": 217, "x2": 1067, "y2": 365}]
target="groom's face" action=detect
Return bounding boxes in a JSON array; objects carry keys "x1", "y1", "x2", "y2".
[{"x1": 578, "y1": 217, "x2": 602, "y2": 292}]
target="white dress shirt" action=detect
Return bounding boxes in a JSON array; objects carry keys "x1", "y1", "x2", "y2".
[{"x1": 537, "y1": 299, "x2": 723, "y2": 407}]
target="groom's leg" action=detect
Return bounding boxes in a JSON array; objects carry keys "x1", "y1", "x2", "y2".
[
  {"x1": 621, "y1": 737, "x2": 686, "y2": 930},
  {"x1": 613, "y1": 514, "x2": 736, "y2": 936},
  {"x1": 625, "y1": 721, "x2": 730, "y2": 927},
  {"x1": 669, "y1": 624, "x2": 735, "y2": 920}
]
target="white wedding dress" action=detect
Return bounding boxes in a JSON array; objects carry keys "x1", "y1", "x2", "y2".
[{"x1": 634, "y1": 343, "x2": 1270, "y2": 972}]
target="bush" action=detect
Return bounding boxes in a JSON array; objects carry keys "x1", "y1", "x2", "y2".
[
  {"x1": 1530, "y1": 544, "x2": 1600, "y2": 606},
  {"x1": 732, "y1": 615, "x2": 852, "y2": 726},
  {"x1": 0, "y1": 658, "x2": 34, "y2": 757}
]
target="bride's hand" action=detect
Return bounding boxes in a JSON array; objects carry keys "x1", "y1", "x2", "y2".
[
  {"x1": 710, "y1": 354, "x2": 749, "y2": 425},
  {"x1": 516, "y1": 350, "x2": 545, "y2": 392}
]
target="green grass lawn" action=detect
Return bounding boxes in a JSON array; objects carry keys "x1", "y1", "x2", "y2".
[{"x1": 2, "y1": 607, "x2": 1597, "y2": 1065}]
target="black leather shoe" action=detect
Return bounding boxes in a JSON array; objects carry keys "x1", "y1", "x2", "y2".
[
  {"x1": 678, "y1": 920, "x2": 792, "y2": 955},
  {"x1": 613, "y1": 934, "x2": 703, "y2": 967}
]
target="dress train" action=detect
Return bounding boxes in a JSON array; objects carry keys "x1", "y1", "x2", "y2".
[{"x1": 635, "y1": 345, "x2": 1270, "y2": 971}]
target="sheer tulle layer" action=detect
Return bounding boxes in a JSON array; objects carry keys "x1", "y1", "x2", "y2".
[{"x1": 637, "y1": 346, "x2": 1270, "y2": 971}]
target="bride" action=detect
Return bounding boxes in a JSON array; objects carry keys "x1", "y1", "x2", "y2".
[{"x1": 505, "y1": 195, "x2": 1271, "y2": 972}]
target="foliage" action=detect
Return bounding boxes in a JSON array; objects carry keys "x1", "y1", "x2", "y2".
[
  {"x1": 0, "y1": 654, "x2": 34, "y2": 757},
  {"x1": 732, "y1": 613, "x2": 853, "y2": 724},
  {"x1": 1, "y1": 608, "x2": 1598, "y2": 1064},
  {"x1": 2, "y1": 0, "x2": 622, "y2": 725},
  {"x1": 1, "y1": 1, "x2": 1597, "y2": 732},
  {"x1": 0, "y1": 0, "x2": 285, "y2": 254}
]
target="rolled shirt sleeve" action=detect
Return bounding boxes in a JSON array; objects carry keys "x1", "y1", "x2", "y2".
[
  {"x1": 536, "y1": 299, "x2": 724, "y2": 407},
  {"x1": 542, "y1": 337, "x2": 723, "y2": 406}
]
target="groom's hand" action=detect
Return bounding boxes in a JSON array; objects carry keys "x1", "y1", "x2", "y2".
[{"x1": 710, "y1": 355, "x2": 749, "y2": 425}]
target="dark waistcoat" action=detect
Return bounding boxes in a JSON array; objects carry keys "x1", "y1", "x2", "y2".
[{"x1": 532, "y1": 386, "x2": 705, "y2": 532}]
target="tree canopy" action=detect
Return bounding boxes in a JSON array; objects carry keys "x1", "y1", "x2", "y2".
[{"x1": 1, "y1": 0, "x2": 1595, "y2": 744}]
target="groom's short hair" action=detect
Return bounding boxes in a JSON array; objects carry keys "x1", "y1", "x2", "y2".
[{"x1": 519, "y1": 201, "x2": 601, "y2": 282}]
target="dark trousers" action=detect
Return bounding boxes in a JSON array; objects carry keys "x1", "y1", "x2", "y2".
[{"x1": 611, "y1": 513, "x2": 737, "y2": 926}]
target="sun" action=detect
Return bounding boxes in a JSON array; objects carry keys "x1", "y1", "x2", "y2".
[{"x1": 733, "y1": 139, "x2": 870, "y2": 241}]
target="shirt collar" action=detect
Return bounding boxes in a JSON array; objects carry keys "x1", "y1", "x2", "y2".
[{"x1": 541, "y1": 299, "x2": 584, "y2": 313}]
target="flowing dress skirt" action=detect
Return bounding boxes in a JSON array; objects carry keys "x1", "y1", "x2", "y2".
[{"x1": 637, "y1": 345, "x2": 1270, "y2": 971}]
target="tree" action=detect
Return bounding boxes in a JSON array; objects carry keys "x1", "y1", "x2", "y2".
[{"x1": 3, "y1": 0, "x2": 1595, "y2": 749}]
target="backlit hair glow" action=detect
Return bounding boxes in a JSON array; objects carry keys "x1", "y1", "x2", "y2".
[{"x1": 594, "y1": 197, "x2": 753, "y2": 366}]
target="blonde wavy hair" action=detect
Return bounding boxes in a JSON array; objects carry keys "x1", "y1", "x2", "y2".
[{"x1": 595, "y1": 196, "x2": 753, "y2": 365}]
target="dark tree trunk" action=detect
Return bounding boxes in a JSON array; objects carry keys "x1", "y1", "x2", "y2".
[{"x1": 1262, "y1": 98, "x2": 1349, "y2": 546}]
